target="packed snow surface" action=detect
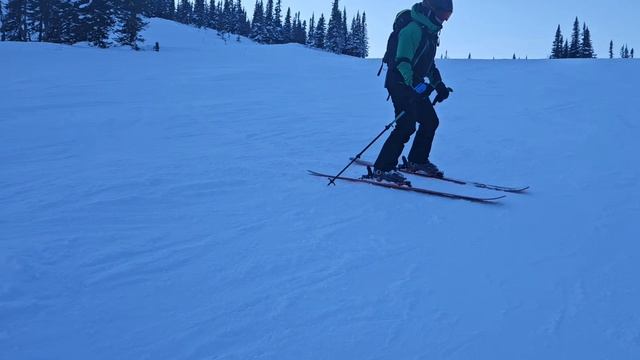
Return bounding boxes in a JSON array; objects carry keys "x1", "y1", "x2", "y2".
[{"x1": 2, "y1": 18, "x2": 640, "y2": 360}]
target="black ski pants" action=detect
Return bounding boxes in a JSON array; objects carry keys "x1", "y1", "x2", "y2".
[{"x1": 374, "y1": 89, "x2": 440, "y2": 172}]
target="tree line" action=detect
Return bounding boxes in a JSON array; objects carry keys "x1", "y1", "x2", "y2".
[
  {"x1": 0, "y1": 0, "x2": 368, "y2": 58},
  {"x1": 550, "y1": 17, "x2": 595, "y2": 59},
  {"x1": 550, "y1": 16, "x2": 635, "y2": 59},
  {"x1": 609, "y1": 41, "x2": 634, "y2": 59},
  {"x1": 0, "y1": 0, "x2": 147, "y2": 49},
  {"x1": 169, "y1": 0, "x2": 368, "y2": 58}
]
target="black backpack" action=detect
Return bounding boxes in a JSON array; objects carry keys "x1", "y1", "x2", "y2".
[{"x1": 377, "y1": 9, "x2": 414, "y2": 77}]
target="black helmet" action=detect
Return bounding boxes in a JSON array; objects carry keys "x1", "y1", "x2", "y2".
[{"x1": 422, "y1": 0, "x2": 453, "y2": 22}]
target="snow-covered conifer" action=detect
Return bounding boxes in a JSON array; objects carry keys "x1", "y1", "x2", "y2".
[
  {"x1": 306, "y1": 13, "x2": 315, "y2": 47},
  {"x1": 281, "y1": 7, "x2": 290, "y2": 43},
  {"x1": 325, "y1": 0, "x2": 341, "y2": 53},
  {"x1": 115, "y1": 0, "x2": 147, "y2": 50},
  {"x1": 568, "y1": 17, "x2": 580, "y2": 58},
  {"x1": 550, "y1": 25, "x2": 563, "y2": 59},
  {"x1": 314, "y1": 13, "x2": 325, "y2": 49},
  {"x1": 609, "y1": 40, "x2": 614, "y2": 59},
  {"x1": 2, "y1": 0, "x2": 29, "y2": 41},
  {"x1": 580, "y1": 24, "x2": 594, "y2": 58},
  {"x1": 85, "y1": 0, "x2": 115, "y2": 48},
  {"x1": 193, "y1": 0, "x2": 206, "y2": 28}
]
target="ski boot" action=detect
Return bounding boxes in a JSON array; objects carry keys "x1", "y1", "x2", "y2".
[
  {"x1": 399, "y1": 156, "x2": 444, "y2": 178},
  {"x1": 363, "y1": 166, "x2": 411, "y2": 187}
]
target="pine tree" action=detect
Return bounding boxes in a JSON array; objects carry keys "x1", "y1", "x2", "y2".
[
  {"x1": 339, "y1": 7, "x2": 347, "y2": 54},
  {"x1": 624, "y1": 45, "x2": 629, "y2": 59},
  {"x1": 568, "y1": 17, "x2": 580, "y2": 58},
  {"x1": 27, "y1": 0, "x2": 52, "y2": 42},
  {"x1": 140, "y1": 0, "x2": 155, "y2": 16},
  {"x1": 232, "y1": 0, "x2": 243, "y2": 34},
  {"x1": 292, "y1": 12, "x2": 305, "y2": 44},
  {"x1": 85, "y1": 0, "x2": 115, "y2": 48},
  {"x1": 116, "y1": 0, "x2": 147, "y2": 50},
  {"x1": 166, "y1": 0, "x2": 175, "y2": 20},
  {"x1": 314, "y1": 13, "x2": 325, "y2": 49},
  {"x1": 359, "y1": 11, "x2": 368, "y2": 58},
  {"x1": 290, "y1": 11, "x2": 297, "y2": 42},
  {"x1": 263, "y1": 0, "x2": 273, "y2": 43},
  {"x1": 468, "y1": 53, "x2": 471, "y2": 59},
  {"x1": 325, "y1": 0, "x2": 342, "y2": 53},
  {"x1": 513, "y1": 53, "x2": 516, "y2": 60},
  {"x1": 72, "y1": 0, "x2": 93, "y2": 43},
  {"x1": 609, "y1": 40, "x2": 614, "y2": 59},
  {"x1": 222, "y1": 0, "x2": 233, "y2": 32},
  {"x1": 41, "y1": 0, "x2": 68, "y2": 43},
  {"x1": 207, "y1": 0, "x2": 217, "y2": 28},
  {"x1": 580, "y1": 24, "x2": 594, "y2": 58},
  {"x1": 562, "y1": 40, "x2": 569, "y2": 58},
  {"x1": 193, "y1": 0, "x2": 206, "y2": 27},
  {"x1": 2, "y1": 0, "x2": 29, "y2": 41},
  {"x1": 282, "y1": 7, "x2": 291, "y2": 43},
  {"x1": 216, "y1": 1, "x2": 224, "y2": 31},
  {"x1": 250, "y1": 0, "x2": 265, "y2": 42},
  {"x1": 550, "y1": 25, "x2": 563, "y2": 59},
  {"x1": 64, "y1": 0, "x2": 81, "y2": 43},
  {"x1": 1, "y1": 1, "x2": 5, "y2": 41},
  {"x1": 300, "y1": 19, "x2": 306, "y2": 45},
  {"x1": 343, "y1": 15, "x2": 357, "y2": 56},
  {"x1": 237, "y1": 2, "x2": 251, "y2": 36},
  {"x1": 306, "y1": 13, "x2": 315, "y2": 47},
  {"x1": 176, "y1": 0, "x2": 192, "y2": 24},
  {"x1": 272, "y1": 0, "x2": 282, "y2": 43},
  {"x1": 289, "y1": 12, "x2": 302, "y2": 44},
  {"x1": 148, "y1": 0, "x2": 163, "y2": 18},
  {"x1": 631, "y1": 48, "x2": 635, "y2": 59}
]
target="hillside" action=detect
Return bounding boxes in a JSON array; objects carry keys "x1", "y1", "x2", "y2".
[{"x1": 1, "y1": 18, "x2": 640, "y2": 360}]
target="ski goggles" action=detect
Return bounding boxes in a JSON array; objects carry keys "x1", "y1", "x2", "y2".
[
  {"x1": 424, "y1": 3, "x2": 453, "y2": 23},
  {"x1": 435, "y1": 9, "x2": 453, "y2": 22}
]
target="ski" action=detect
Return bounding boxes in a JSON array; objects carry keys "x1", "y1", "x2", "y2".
[
  {"x1": 308, "y1": 170, "x2": 505, "y2": 203},
  {"x1": 350, "y1": 158, "x2": 529, "y2": 193}
]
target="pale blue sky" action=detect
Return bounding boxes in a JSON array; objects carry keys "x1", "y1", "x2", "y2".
[{"x1": 244, "y1": 0, "x2": 640, "y2": 59}]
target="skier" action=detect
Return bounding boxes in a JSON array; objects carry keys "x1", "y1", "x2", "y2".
[{"x1": 371, "y1": 0, "x2": 453, "y2": 184}]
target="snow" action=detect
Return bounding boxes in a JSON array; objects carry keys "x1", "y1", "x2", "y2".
[{"x1": 2, "y1": 18, "x2": 640, "y2": 359}]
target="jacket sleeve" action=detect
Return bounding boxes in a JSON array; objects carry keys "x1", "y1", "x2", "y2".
[
  {"x1": 427, "y1": 66, "x2": 443, "y2": 86},
  {"x1": 395, "y1": 23, "x2": 422, "y2": 87}
]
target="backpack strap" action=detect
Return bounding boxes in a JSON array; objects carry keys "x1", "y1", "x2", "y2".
[
  {"x1": 378, "y1": 9, "x2": 413, "y2": 77},
  {"x1": 396, "y1": 57, "x2": 412, "y2": 66}
]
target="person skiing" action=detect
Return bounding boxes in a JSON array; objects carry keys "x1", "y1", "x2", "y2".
[{"x1": 371, "y1": 0, "x2": 453, "y2": 184}]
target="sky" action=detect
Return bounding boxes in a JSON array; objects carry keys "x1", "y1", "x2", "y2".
[{"x1": 243, "y1": 0, "x2": 640, "y2": 59}]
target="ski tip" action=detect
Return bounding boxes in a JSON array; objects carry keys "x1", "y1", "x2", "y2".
[
  {"x1": 489, "y1": 195, "x2": 507, "y2": 201},
  {"x1": 474, "y1": 195, "x2": 507, "y2": 203},
  {"x1": 506, "y1": 186, "x2": 530, "y2": 193}
]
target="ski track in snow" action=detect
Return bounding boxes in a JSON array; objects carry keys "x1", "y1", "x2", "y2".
[{"x1": 1, "y1": 18, "x2": 640, "y2": 360}]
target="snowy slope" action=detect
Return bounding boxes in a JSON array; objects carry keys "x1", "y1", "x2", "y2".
[{"x1": 2, "y1": 18, "x2": 640, "y2": 360}]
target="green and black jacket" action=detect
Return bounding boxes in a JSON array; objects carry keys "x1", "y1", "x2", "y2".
[{"x1": 386, "y1": 3, "x2": 444, "y2": 90}]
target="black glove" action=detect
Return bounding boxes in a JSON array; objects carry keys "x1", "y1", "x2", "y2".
[{"x1": 433, "y1": 82, "x2": 451, "y2": 104}]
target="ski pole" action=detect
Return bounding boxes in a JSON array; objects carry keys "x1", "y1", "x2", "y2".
[{"x1": 327, "y1": 83, "x2": 436, "y2": 186}]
